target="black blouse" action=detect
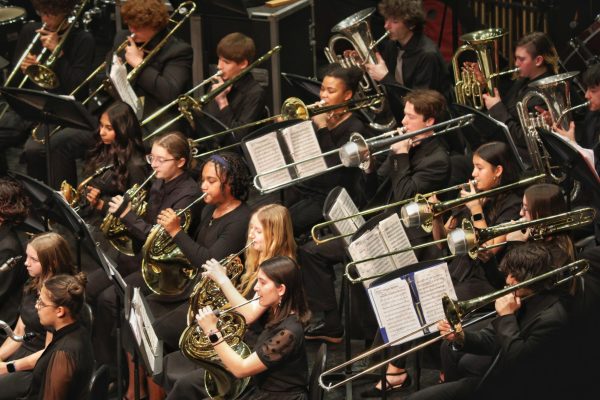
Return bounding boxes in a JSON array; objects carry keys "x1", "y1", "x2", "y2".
[
  {"x1": 25, "y1": 322, "x2": 94, "y2": 400},
  {"x1": 0, "y1": 224, "x2": 27, "y2": 333},
  {"x1": 18, "y1": 291, "x2": 47, "y2": 355},
  {"x1": 247, "y1": 315, "x2": 308, "y2": 400},
  {"x1": 172, "y1": 203, "x2": 252, "y2": 267}
]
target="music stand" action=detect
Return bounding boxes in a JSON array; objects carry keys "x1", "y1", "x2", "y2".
[
  {"x1": 538, "y1": 128, "x2": 600, "y2": 199},
  {"x1": 281, "y1": 73, "x2": 321, "y2": 100},
  {"x1": 381, "y1": 82, "x2": 411, "y2": 123},
  {"x1": 0, "y1": 87, "x2": 97, "y2": 187}
]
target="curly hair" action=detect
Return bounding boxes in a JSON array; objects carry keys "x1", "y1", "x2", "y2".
[
  {"x1": 44, "y1": 272, "x2": 87, "y2": 318},
  {"x1": 217, "y1": 32, "x2": 256, "y2": 63},
  {"x1": 201, "y1": 152, "x2": 250, "y2": 201},
  {"x1": 121, "y1": 0, "x2": 169, "y2": 31},
  {"x1": 24, "y1": 232, "x2": 76, "y2": 294},
  {"x1": 378, "y1": 0, "x2": 425, "y2": 31},
  {"x1": 0, "y1": 178, "x2": 30, "y2": 225},
  {"x1": 84, "y1": 101, "x2": 146, "y2": 192},
  {"x1": 31, "y1": 0, "x2": 77, "y2": 15}
]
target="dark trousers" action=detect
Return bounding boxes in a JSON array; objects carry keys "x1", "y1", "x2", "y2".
[{"x1": 23, "y1": 127, "x2": 95, "y2": 189}]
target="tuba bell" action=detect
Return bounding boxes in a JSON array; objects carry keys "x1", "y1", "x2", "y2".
[
  {"x1": 325, "y1": 7, "x2": 396, "y2": 131},
  {"x1": 141, "y1": 194, "x2": 206, "y2": 295},
  {"x1": 179, "y1": 252, "x2": 251, "y2": 399},
  {"x1": 452, "y1": 28, "x2": 519, "y2": 109},
  {"x1": 515, "y1": 71, "x2": 579, "y2": 182}
]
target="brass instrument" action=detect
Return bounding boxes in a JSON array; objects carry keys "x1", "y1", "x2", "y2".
[
  {"x1": 0, "y1": 320, "x2": 36, "y2": 342},
  {"x1": 141, "y1": 193, "x2": 207, "y2": 295},
  {"x1": 344, "y1": 207, "x2": 594, "y2": 284},
  {"x1": 143, "y1": 45, "x2": 282, "y2": 142},
  {"x1": 452, "y1": 28, "x2": 519, "y2": 109},
  {"x1": 555, "y1": 100, "x2": 590, "y2": 128},
  {"x1": 319, "y1": 259, "x2": 589, "y2": 391},
  {"x1": 401, "y1": 174, "x2": 546, "y2": 232},
  {"x1": 100, "y1": 171, "x2": 156, "y2": 256},
  {"x1": 251, "y1": 114, "x2": 474, "y2": 194},
  {"x1": 191, "y1": 93, "x2": 384, "y2": 159},
  {"x1": 179, "y1": 246, "x2": 253, "y2": 399},
  {"x1": 516, "y1": 71, "x2": 579, "y2": 182},
  {"x1": 324, "y1": 8, "x2": 395, "y2": 131},
  {"x1": 24, "y1": 0, "x2": 90, "y2": 89},
  {"x1": 311, "y1": 180, "x2": 478, "y2": 245},
  {"x1": 60, "y1": 164, "x2": 114, "y2": 212},
  {"x1": 339, "y1": 114, "x2": 475, "y2": 170}
]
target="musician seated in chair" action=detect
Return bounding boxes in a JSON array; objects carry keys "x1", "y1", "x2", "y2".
[
  {"x1": 0, "y1": 0, "x2": 94, "y2": 176},
  {"x1": 364, "y1": 0, "x2": 451, "y2": 98},
  {"x1": 407, "y1": 242, "x2": 574, "y2": 400},
  {"x1": 196, "y1": 32, "x2": 267, "y2": 146},
  {"x1": 22, "y1": 0, "x2": 192, "y2": 189}
]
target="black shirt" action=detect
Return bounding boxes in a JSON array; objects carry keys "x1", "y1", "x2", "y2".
[
  {"x1": 0, "y1": 224, "x2": 27, "y2": 334},
  {"x1": 25, "y1": 322, "x2": 94, "y2": 400}
]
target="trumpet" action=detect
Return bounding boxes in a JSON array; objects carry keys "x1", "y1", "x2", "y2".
[
  {"x1": 311, "y1": 180, "x2": 478, "y2": 245},
  {"x1": 191, "y1": 93, "x2": 384, "y2": 158},
  {"x1": 142, "y1": 193, "x2": 207, "y2": 295},
  {"x1": 400, "y1": 174, "x2": 546, "y2": 232},
  {"x1": 339, "y1": 114, "x2": 475, "y2": 170},
  {"x1": 344, "y1": 207, "x2": 594, "y2": 284},
  {"x1": 143, "y1": 45, "x2": 282, "y2": 142},
  {"x1": 60, "y1": 164, "x2": 114, "y2": 212},
  {"x1": 319, "y1": 259, "x2": 589, "y2": 390},
  {"x1": 252, "y1": 113, "x2": 475, "y2": 195}
]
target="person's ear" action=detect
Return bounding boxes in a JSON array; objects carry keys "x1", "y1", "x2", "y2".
[
  {"x1": 277, "y1": 283, "x2": 286, "y2": 298},
  {"x1": 534, "y1": 55, "x2": 544, "y2": 67}
]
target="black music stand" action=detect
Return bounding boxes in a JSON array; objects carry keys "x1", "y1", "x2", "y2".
[
  {"x1": 0, "y1": 87, "x2": 97, "y2": 187},
  {"x1": 381, "y1": 82, "x2": 412, "y2": 123},
  {"x1": 281, "y1": 73, "x2": 321, "y2": 100},
  {"x1": 538, "y1": 128, "x2": 600, "y2": 199}
]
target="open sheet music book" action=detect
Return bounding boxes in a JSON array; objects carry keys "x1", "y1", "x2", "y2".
[
  {"x1": 347, "y1": 213, "x2": 418, "y2": 288},
  {"x1": 109, "y1": 55, "x2": 143, "y2": 119},
  {"x1": 128, "y1": 287, "x2": 163, "y2": 375},
  {"x1": 244, "y1": 120, "x2": 328, "y2": 191},
  {"x1": 323, "y1": 187, "x2": 365, "y2": 244},
  {"x1": 552, "y1": 131, "x2": 600, "y2": 181},
  {"x1": 368, "y1": 262, "x2": 457, "y2": 345}
]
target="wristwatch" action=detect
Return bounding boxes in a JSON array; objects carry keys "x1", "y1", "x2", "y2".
[
  {"x1": 208, "y1": 330, "x2": 221, "y2": 344},
  {"x1": 6, "y1": 361, "x2": 16, "y2": 373}
]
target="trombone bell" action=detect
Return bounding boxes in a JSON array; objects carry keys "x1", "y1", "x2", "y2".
[
  {"x1": 339, "y1": 132, "x2": 370, "y2": 169},
  {"x1": 25, "y1": 64, "x2": 60, "y2": 89},
  {"x1": 400, "y1": 200, "x2": 433, "y2": 232}
]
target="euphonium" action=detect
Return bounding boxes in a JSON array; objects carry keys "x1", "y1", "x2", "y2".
[
  {"x1": 452, "y1": 28, "x2": 519, "y2": 109},
  {"x1": 141, "y1": 194, "x2": 206, "y2": 295},
  {"x1": 99, "y1": 172, "x2": 155, "y2": 256},
  {"x1": 60, "y1": 164, "x2": 114, "y2": 211},
  {"x1": 179, "y1": 247, "x2": 253, "y2": 399},
  {"x1": 516, "y1": 71, "x2": 579, "y2": 182}
]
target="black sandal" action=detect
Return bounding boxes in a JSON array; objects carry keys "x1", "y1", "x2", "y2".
[{"x1": 360, "y1": 371, "x2": 412, "y2": 397}]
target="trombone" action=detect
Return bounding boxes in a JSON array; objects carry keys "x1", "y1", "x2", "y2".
[
  {"x1": 400, "y1": 174, "x2": 546, "y2": 233},
  {"x1": 338, "y1": 114, "x2": 475, "y2": 170},
  {"x1": 190, "y1": 93, "x2": 385, "y2": 154},
  {"x1": 142, "y1": 45, "x2": 282, "y2": 142},
  {"x1": 319, "y1": 259, "x2": 589, "y2": 390},
  {"x1": 345, "y1": 207, "x2": 595, "y2": 284},
  {"x1": 311, "y1": 179, "x2": 478, "y2": 245},
  {"x1": 252, "y1": 113, "x2": 475, "y2": 194}
]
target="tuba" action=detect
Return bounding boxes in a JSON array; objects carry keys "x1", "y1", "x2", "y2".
[
  {"x1": 99, "y1": 172, "x2": 155, "y2": 256},
  {"x1": 325, "y1": 8, "x2": 396, "y2": 131},
  {"x1": 141, "y1": 194, "x2": 206, "y2": 295},
  {"x1": 60, "y1": 164, "x2": 114, "y2": 212},
  {"x1": 179, "y1": 251, "x2": 252, "y2": 399},
  {"x1": 515, "y1": 71, "x2": 579, "y2": 182},
  {"x1": 452, "y1": 28, "x2": 519, "y2": 109}
]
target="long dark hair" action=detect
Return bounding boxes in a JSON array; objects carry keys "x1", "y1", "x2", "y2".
[
  {"x1": 260, "y1": 256, "x2": 310, "y2": 328},
  {"x1": 84, "y1": 101, "x2": 145, "y2": 192},
  {"x1": 474, "y1": 141, "x2": 520, "y2": 223}
]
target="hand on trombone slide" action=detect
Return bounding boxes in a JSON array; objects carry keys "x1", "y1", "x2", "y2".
[
  {"x1": 437, "y1": 319, "x2": 464, "y2": 345},
  {"x1": 36, "y1": 26, "x2": 60, "y2": 52},
  {"x1": 20, "y1": 53, "x2": 39, "y2": 72},
  {"x1": 124, "y1": 36, "x2": 144, "y2": 68},
  {"x1": 211, "y1": 74, "x2": 232, "y2": 109}
]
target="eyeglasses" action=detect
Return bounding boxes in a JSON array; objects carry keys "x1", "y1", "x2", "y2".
[
  {"x1": 35, "y1": 297, "x2": 57, "y2": 309},
  {"x1": 146, "y1": 155, "x2": 176, "y2": 165}
]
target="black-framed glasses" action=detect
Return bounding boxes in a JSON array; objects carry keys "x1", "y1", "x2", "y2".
[
  {"x1": 145, "y1": 155, "x2": 176, "y2": 165},
  {"x1": 35, "y1": 297, "x2": 57, "y2": 309}
]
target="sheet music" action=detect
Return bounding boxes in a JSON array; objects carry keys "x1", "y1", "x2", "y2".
[
  {"x1": 130, "y1": 288, "x2": 160, "y2": 372},
  {"x1": 326, "y1": 188, "x2": 365, "y2": 244},
  {"x1": 368, "y1": 278, "x2": 423, "y2": 344},
  {"x1": 280, "y1": 120, "x2": 328, "y2": 177},
  {"x1": 378, "y1": 213, "x2": 418, "y2": 269},
  {"x1": 413, "y1": 263, "x2": 457, "y2": 332},
  {"x1": 245, "y1": 131, "x2": 292, "y2": 190},
  {"x1": 553, "y1": 131, "x2": 600, "y2": 181},
  {"x1": 109, "y1": 55, "x2": 143, "y2": 119},
  {"x1": 347, "y1": 229, "x2": 395, "y2": 288}
]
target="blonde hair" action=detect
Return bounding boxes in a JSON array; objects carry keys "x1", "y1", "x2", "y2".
[{"x1": 239, "y1": 204, "x2": 296, "y2": 296}]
